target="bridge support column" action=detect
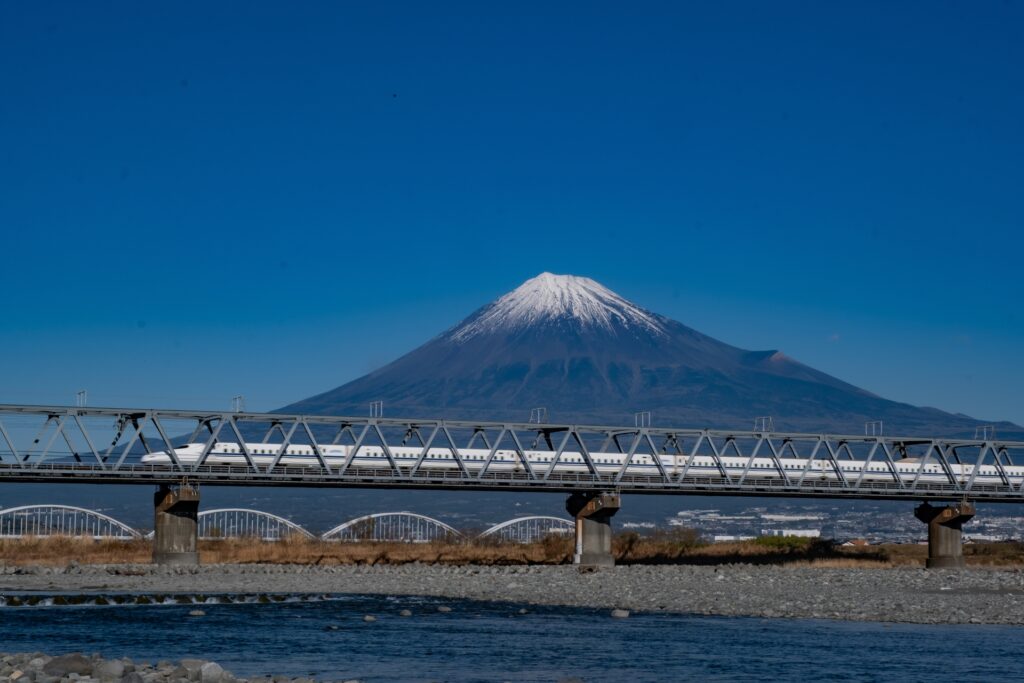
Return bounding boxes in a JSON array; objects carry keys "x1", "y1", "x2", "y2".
[
  {"x1": 566, "y1": 492, "x2": 620, "y2": 568},
  {"x1": 153, "y1": 483, "x2": 200, "y2": 565},
  {"x1": 914, "y1": 501, "x2": 975, "y2": 569}
]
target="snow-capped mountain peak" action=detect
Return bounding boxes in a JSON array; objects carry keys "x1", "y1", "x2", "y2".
[{"x1": 449, "y1": 272, "x2": 668, "y2": 342}]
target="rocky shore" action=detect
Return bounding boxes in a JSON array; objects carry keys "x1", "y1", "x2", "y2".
[
  {"x1": 2, "y1": 563, "x2": 1024, "y2": 625},
  {"x1": 0, "y1": 653, "x2": 356, "y2": 683}
]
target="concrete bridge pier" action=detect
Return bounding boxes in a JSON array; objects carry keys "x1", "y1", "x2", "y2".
[
  {"x1": 153, "y1": 483, "x2": 200, "y2": 565},
  {"x1": 566, "y1": 492, "x2": 621, "y2": 568},
  {"x1": 914, "y1": 500, "x2": 975, "y2": 569}
]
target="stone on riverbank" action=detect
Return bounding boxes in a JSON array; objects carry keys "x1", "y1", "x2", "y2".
[
  {"x1": 94, "y1": 658, "x2": 126, "y2": 681},
  {"x1": 199, "y1": 661, "x2": 224, "y2": 683},
  {"x1": 43, "y1": 654, "x2": 93, "y2": 677}
]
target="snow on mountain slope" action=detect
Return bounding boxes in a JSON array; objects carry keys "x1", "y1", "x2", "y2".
[{"x1": 448, "y1": 273, "x2": 667, "y2": 342}]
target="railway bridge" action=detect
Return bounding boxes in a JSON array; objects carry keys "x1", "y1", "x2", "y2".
[{"x1": 1, "y1": 403, "x2": 1021, "y2": 567}]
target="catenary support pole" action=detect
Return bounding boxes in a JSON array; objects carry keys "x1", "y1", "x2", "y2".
[
  {"x1": 914, "y1": 500, "x2": 975, "y2": 569},
  {"x1": 153, "y1": 482, "x2": 200, "y2": 565},
  {"x1": 566, "y1": 491, "x2": 621, "y2": 568}
]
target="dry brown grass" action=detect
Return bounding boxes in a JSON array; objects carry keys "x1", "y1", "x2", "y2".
[
  {"x1": 0, "y1": 536, "x2": 152, "y2": 565},
  {"x1": 2, "y1": 534, "x2": 1023, "y2": 568},
  {"x1": 0, "y1": 534, "x2": 575, "y2": 567},
  {"x1": 198, "y1": 533, "x2": 575, "y2": 565}
]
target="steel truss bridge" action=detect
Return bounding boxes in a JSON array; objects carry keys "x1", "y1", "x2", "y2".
[
  {"x1": 1, "y1": 404, "x2": 1023, "y2": 501},
  {"x1": 0, "y1": 505, "x2": 573, "y2": 544}
]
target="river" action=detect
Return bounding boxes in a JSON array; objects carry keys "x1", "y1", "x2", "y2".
[{"x1": 2, "y1": 595, "x2": 1022, "y2": 682}]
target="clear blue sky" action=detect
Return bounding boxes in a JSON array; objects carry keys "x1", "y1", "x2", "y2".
[{"x1": 1, "y1": 2, "x2": 1022, "y2": 425}]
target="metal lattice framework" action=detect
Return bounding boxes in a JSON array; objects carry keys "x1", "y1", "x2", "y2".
[
  {"x1": 1, "y1": 404, "x2": 1024, "y2": 501},
  {"x1": 0, "y1": 505, "x2": 140, "y2": 539},
  {"x1": 321, "y1": 512, "x2": 463, "y2": 542},
  {"x1": 479, "y1": 516, "x2": 575, "y2": 543},
  {"x1": 197, "y1": 508, "x2": 314, "y2": 540}
]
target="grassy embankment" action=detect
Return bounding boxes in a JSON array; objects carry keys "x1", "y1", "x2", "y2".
[{"x1": 3, "y1": 529, "x2": 1024, "y2": 567}]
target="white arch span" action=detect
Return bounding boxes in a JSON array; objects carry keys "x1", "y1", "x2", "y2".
[
  {"x1": 479, "y1": 516, "x2": 575, "y2": 541},
  {"x1": 321, "y1": 511, "x2": 463, "y2": 542},
  {"x1": 0, "y1": 504, "x2": 141, "y2": 539},
  {"x1": 198, "y1": 508, "x2": 314, "y2": 540}
]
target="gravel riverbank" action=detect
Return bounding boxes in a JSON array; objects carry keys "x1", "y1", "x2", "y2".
[
  {"x1": 2, "y1": 563, "x2": 1024, "y2": 625},
  {"x1": 0, "y1": 653, "x2": 348, "y2": 683}
]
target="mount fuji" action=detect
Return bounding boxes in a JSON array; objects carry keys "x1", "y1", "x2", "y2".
[{"x1": 282, "y1": 273, "x2": 1020, "y2": 437}]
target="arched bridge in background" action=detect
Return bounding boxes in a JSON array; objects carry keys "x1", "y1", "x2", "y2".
[
  {"x1": 197, "y1": 508, "x2": 315, "y2": 540},
  {"x1": 0, "y1": 504, "x2": 141, "y2": 540},
  {"x1": 479, "y1": 516, "x2": 575, "y2": 542},
  {"x1": 0, "y1": 506, "x2": 572, "y2": 543},
  {"x1": 322, "y1": 512, "x2": 463, "y2": 542}
]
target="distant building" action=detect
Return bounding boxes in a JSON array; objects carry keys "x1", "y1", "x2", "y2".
[
  {"x1": 964, "y1": 534, "x2": 1010, "y2": 542},
  {"x1": 760, "y1": 514, "x2": 823, "y2": 523},
  {"x1": 760, "y1": 528, "x2": 821, "y2": 538}
]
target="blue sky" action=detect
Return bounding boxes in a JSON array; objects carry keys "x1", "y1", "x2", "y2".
[{"x1": 1, "y1": 2, "x2": 1022, "y2": 425}]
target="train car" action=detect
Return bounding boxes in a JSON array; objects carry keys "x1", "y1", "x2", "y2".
[{"x1": 138, "y1": 442, "x2": 1024, "y2": 485}]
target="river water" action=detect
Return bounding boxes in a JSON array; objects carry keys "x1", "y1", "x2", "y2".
[{"x1": 1, "y1": 595, "x2": 1022, "y2": 682}]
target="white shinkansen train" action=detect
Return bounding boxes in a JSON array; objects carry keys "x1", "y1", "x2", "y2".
[{"x1": 140, "y1": 442, "x2": 1024, "y2": 485}]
